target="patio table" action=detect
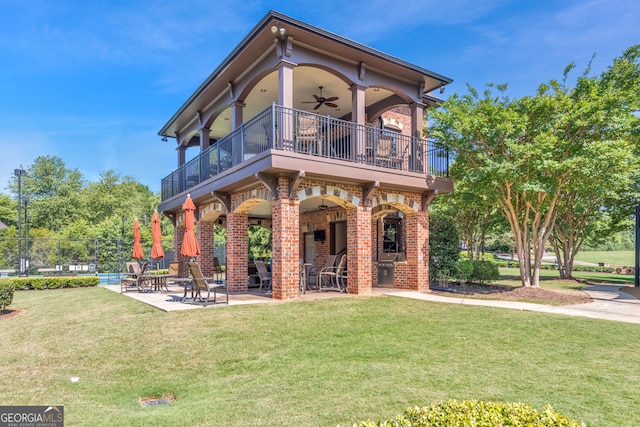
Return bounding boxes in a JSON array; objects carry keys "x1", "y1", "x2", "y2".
[
  {"x1": 141, "y1": 274, "x2": 176, "y2": 293},
  {"x1": 300, "y1": 263, "x2": 313, "y2": 294}
]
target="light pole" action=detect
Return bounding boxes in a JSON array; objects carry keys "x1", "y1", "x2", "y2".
[
  {"x1": 14, "y1": 168, "x2": 26, "y2": 275},
  {"x1": 635, "y1": 204, "x2": 639, "y2": 288},
  {"x1": 23, "y1": 197, "x2": 30, "y2": 276}
]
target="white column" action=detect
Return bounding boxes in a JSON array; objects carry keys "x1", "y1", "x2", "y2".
[{"x1": 350, "y1": 84, "x2": 367, "y2": 161}]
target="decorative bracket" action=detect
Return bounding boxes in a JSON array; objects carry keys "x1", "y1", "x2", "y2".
[
  {"x1": 289, "y1": 170, "x2": 305, "y2": 198},
  {"x1": 163, "y1": 211, "x2": 176, "y2": 227},
  {"x1": 228, "y1": 82, "x2": 234, "y2": 99},
  {"x1": 256, "y1": 172, "x2": 279, "y2": 200},
  {"x1": 358, "y1": 61, "x2": 366, "y2": 81},
  {"x1": 422, "y1": 189, "x2": 438, "y2": 209},
  {"x1": 212, "y1": 191, "x2": 231, "y2": 213},
  {"x1": 362, "y1": 181, "x2": 379, "y2": 205}
]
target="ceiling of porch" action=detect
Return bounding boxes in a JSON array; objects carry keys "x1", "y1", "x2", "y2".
[{"x1": 207, "y1": 67, "x2": 395, "y2": 141}]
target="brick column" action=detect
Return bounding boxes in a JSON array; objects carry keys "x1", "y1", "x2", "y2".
[
  {"x1": 347, "y1": 205, "x2": 372, "y2": 294},
  {"x1": 226, "y1": 212, "x2": 248, "y2": 292},
  {"x1": 196, "y1": 221, "x2": 215, "y2": 277},
  {"x1": 271, "y1": 177, "x2": 300, "y2": 300},
  {"x1": 405, "y1": 210, "x2": 429, "y2": 291}
]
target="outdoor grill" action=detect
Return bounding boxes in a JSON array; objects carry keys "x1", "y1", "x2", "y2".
[{"x1": 377, "y1": 253, "x2": 398, "y2": 287}]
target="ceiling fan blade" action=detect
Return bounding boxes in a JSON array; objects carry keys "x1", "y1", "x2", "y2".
[
  {"x1": 313, "y1": 103, "x2": 322, "y2": 110},
  {"x1": 325, "y1": 96, "x2": 339, "y2": 102},
  {"x1": 301, "y1": 101, "x2": 318, "y2": 103},
  {"x1": 313, "y1": 94, "x2": 321, "y2": 101},
  {"x1": 324, "y1": 102, "x2": 338, "y2": 108}
]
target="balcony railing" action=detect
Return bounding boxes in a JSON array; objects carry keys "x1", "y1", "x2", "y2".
[{"x1": 162, "y1": 104, "x2": 450, "y2": 201}]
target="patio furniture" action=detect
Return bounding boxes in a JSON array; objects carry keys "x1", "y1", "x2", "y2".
[
  {"x1": 213, "y1": 257, "x2": 225, "y2": 282},
  {"x1": 121, "y1": 262, "x2": 149, "y2": 293},
  {"x1": 187, "y1": 261, "x2": 228, "y2": 306},
  {"x1": 376, "y1": 133, "x2": 404, "y2": 169},
  {"x1": 143, "y1": 273, "x2": 175, "y2": 292},
  {"x1": 307, "y1": 255, "x2": 337, "y2": 291},
  {"x1": 319, "y1": 254, "x2": 347, "y2": 292},
  {"x1": 254, "y1": 260, "x2": 272, "y2": 291},
  {"x1": 296, "y1": 114, "x2": 322, "y2": 154},
  {"x1": 300, "y1": 262, "x2": 313, "y2": 294}
]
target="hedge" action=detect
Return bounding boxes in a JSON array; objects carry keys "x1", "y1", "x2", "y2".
[
  {"x1": 0, "y1": 276, "x2": 100, "y2": 291},
  {"x1": 494, "y1": 260, "x2": 620, "y2": 273},
  {"x1": 0, "y1": 281, "x2": 14, "y2": 312},
  {"x1": 454, "y1": 260, "x2": 500, "y2": 285},
  {"x1": 355, "y1": 399, "x2": 583, "y2": 427}
]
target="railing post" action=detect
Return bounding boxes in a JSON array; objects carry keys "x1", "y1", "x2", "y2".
[{"x1": 271, "y1": 103, "x2": 276, "y2": 149}]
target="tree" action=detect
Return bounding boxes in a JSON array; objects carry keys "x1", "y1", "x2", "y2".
[
  {"x1": 440, "y1": 170, "x2": 503, "y2": 260},
  {"x1": 430, "y1": 45, "x2": 640, "y2": 287},
  {"x1": 428, "y1": 205, "x2": 460, "y2": 283},
  {"x1": 0, "y1": 194, "x2": 16, "y2": 227},
  {"x1": 8, "y1": 156, "x2": 85, "y2": 231}
]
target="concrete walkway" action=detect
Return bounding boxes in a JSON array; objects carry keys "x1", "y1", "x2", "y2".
[
  {"x1": 104, "y1": 283, "x2": 640, "y2": 324},
  {"x1": 385, "y1": 284, "x2": 640, "y2": 325}
]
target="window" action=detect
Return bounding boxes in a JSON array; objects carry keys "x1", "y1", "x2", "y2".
[{"x1": 383, "y1": 215, "x2": 404, "y2": 253}]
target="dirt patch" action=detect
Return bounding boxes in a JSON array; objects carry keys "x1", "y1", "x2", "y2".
[
  {"x1": 429, "y1": 282, "x2": 593, "y2": 305},
  {"x1": 620, "y1": 286, "x2": 640, "y2": 299},
  {"x1": 0, "y1": 309, "x2": 25, "y2": 320}
]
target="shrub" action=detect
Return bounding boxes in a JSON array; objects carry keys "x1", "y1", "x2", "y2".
[
  {"x1": 454, "y1": 260, "x2": 474, "y2": 283},
  {"x1": 0, "y1": 281, "x2": 15, "y2": 312},
  {"x1": 470, "y1": 260, "x2": 500, "y2": 285},
  {"x1": 355, "y1": 399, "x2": 584, "y2": 427},
  {"x1": 0, "y1": 276, "x2": 99, "y2": 291}
]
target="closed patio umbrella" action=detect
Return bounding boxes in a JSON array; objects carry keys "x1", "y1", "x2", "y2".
[
  {"x1": 150, "y1": 211, "x2": 165, "y2": 260},
  {"x1": 180, "y1": 194, "x2": 200, "y2": 259},
  {"x1": 132, "y1": 220, "x2": 145, "y2": 260}
]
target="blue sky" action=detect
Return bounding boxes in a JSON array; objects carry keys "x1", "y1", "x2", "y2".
[{"x1": 1, "y1": 0, "x2": 638, "y2": 194}]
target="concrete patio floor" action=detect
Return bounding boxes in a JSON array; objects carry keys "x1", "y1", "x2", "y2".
[{"x1": 102, "y1": 283, "x2": 369, "y2": 312}]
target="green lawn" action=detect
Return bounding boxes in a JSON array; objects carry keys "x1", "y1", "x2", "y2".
[
  {"x1": 572, "y1": 251, "x2": 635, "y2": 267},
  {"x1": 2, "y1": 288, "x2": 640, "y2": 426},
  {"x1": 496, "y1": 267, "x2": 636, "y2": 287}
]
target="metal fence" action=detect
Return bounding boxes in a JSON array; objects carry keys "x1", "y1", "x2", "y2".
[{"x1": 0, "y1": 238, "x2": 175, "y2": 277}]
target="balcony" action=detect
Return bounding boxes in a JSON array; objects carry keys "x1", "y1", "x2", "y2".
[{"x1": 161, "y1": 105, "x2": 450, "y2": 201}]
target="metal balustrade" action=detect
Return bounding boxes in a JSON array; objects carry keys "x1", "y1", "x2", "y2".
[{"x1": 161, "y1": 104, "x2": 450, "y2": 201}]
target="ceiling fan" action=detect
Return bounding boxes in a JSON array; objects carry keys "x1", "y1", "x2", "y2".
[{"x1": 302, "y1": 86, "x2": 339, "y2": 110}]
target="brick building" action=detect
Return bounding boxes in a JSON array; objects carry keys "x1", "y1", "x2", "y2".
[{"x1": 157, "y1": 11, "x2": 454, "y2": 300}]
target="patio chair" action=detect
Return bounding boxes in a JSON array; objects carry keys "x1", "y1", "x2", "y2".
[
  {"x1": 187, "y1": 261, "x2": 228, "y2": 306},
  {"x1": 318, "y1": 254, "x2": 347, "y2": 292},
  {"x1": 165, "y1": 261, "x2": 181, "y2": 289},
  {"x1": 121, "y1": 262, "x2": 149, "y2": 293},
  {"x1": 376, "y1": 133, "x2": 404, "y2": 169},
  {"x1": 307, "y1": 255, "x2": 337, "y2": 291},
  {"x1": 296, "y1": 114, "x2": 322, "y2": 154},
  {"x1": 254, "y1": 260, "x2": 272, "y2": 291},
  {"x1": 213, "y1": 257, "x2": 225, "y2": 282}
]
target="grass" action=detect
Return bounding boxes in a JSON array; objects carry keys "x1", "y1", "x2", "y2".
[
  {"x1": 2, "y1": 288, "x2": 640, "y2": 426},
  {"x1": 573, "y1": 251, "x2": 635, "y2": 267},
  {"x1": 495, "y1": 267, "x2": 636, "y2": 288}
]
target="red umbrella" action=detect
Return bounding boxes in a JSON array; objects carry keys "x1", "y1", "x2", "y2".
[
  {"x1": 132, "y1": 220, "x2": 145, "y2": 260},
  {"x1": 180, "y1": 194, "x2": 200, "y2": 258},
  {"x1": 150, "y1": 211, "x2": 165, "y2": 260}
]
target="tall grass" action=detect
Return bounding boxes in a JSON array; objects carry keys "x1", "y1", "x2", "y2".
[{"x1": 1, "y1": 288, "x2": 640, "y2": 426}]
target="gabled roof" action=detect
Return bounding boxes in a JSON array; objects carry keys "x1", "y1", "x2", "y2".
[{"x1": 159, "y1": 10, "x2": 452, "y2": 137}]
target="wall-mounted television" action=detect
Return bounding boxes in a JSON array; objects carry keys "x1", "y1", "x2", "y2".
[{"x1": 314, "y1": 230, "x2": 326, "y2": 242}]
